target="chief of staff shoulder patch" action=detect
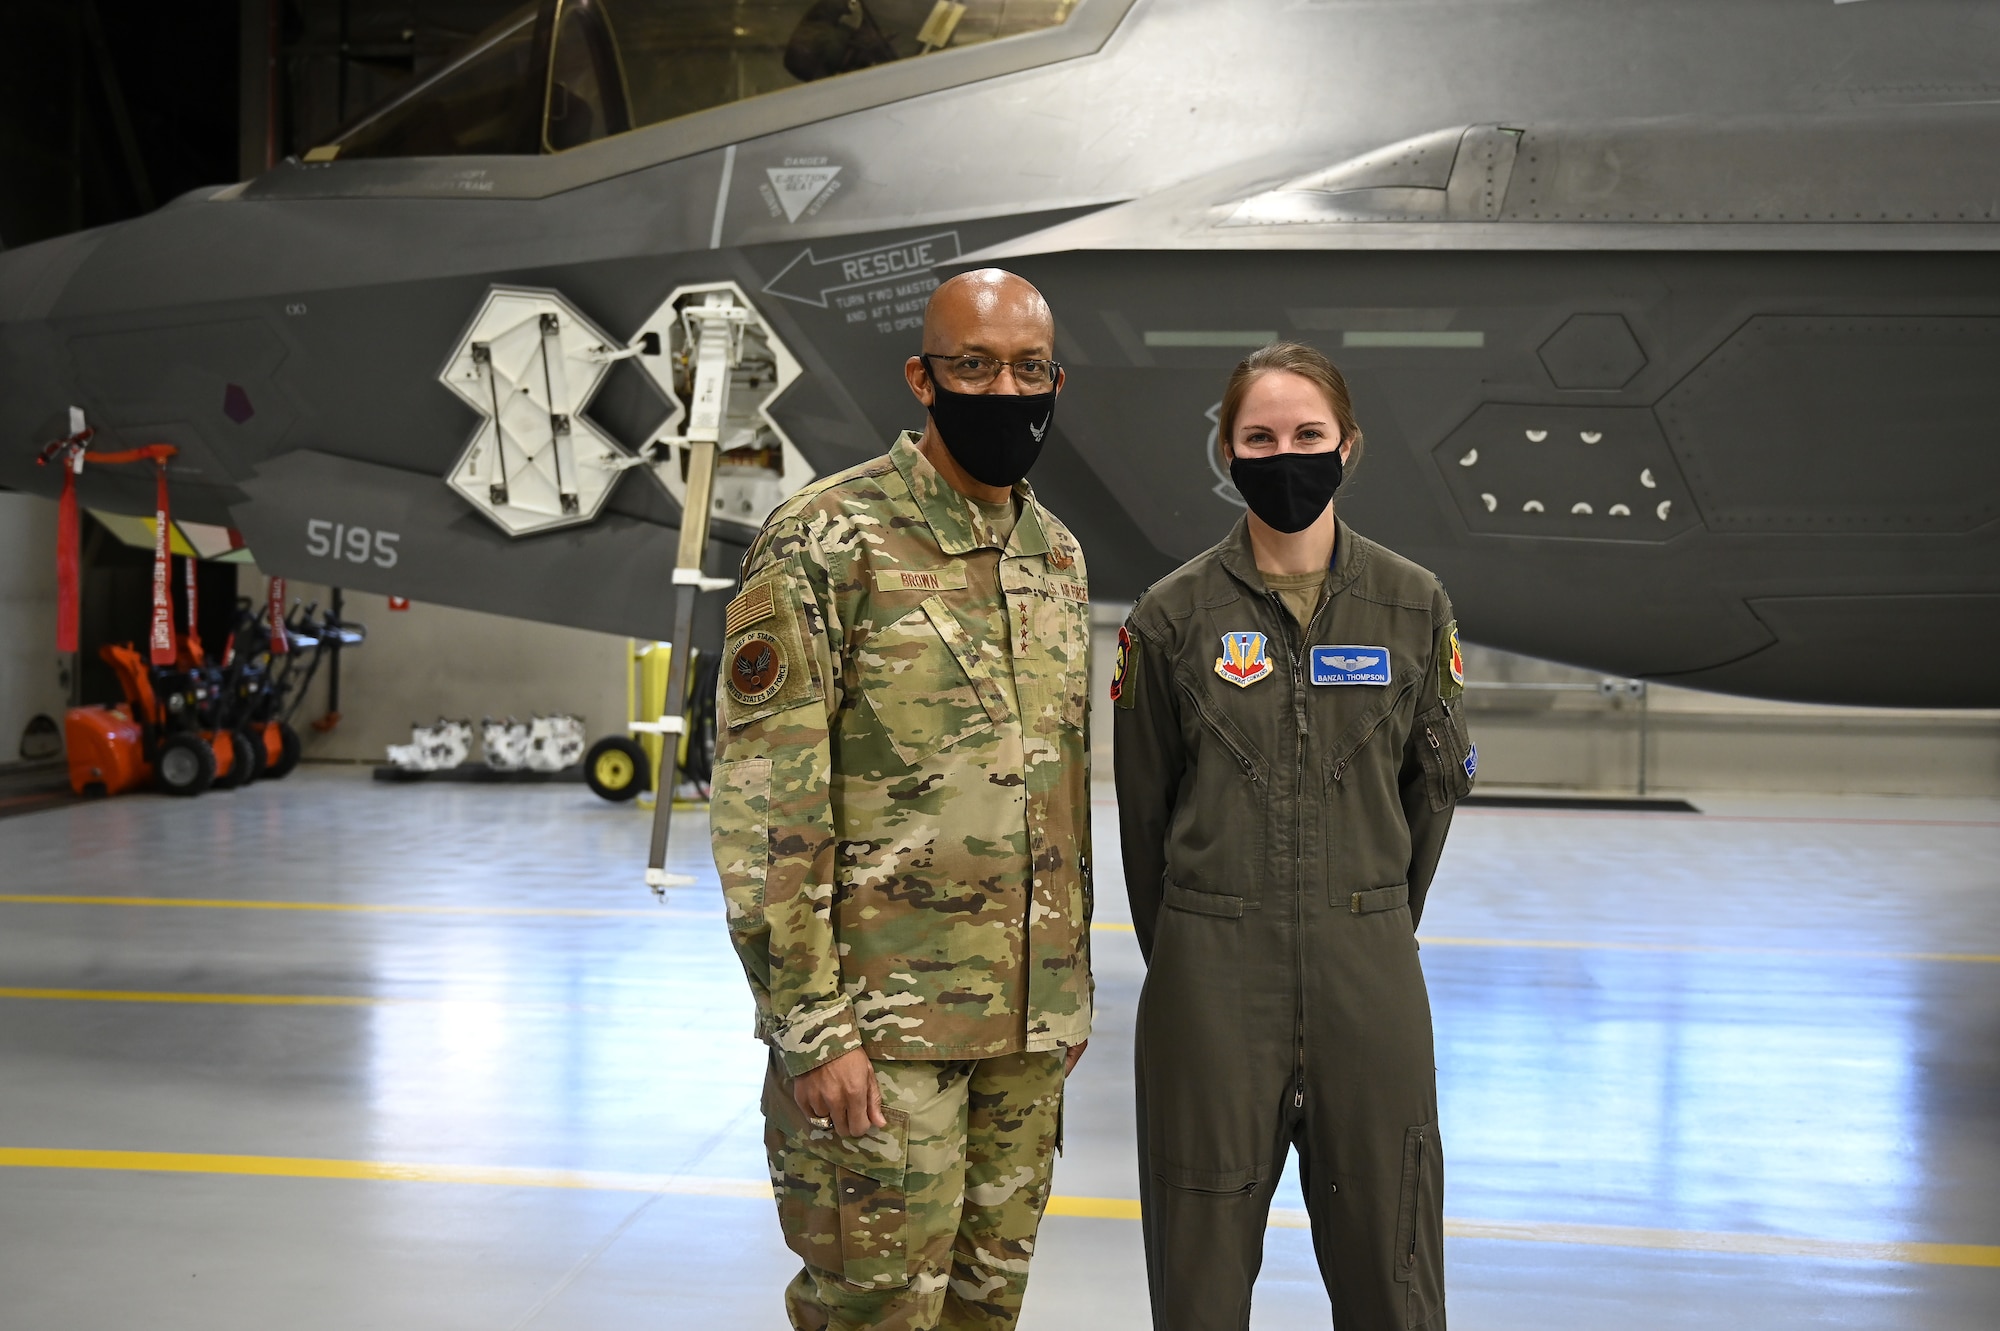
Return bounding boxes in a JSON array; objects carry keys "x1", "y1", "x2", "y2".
[{"x1": 727, "y1": 631, "x2": 788, "y2": 707}]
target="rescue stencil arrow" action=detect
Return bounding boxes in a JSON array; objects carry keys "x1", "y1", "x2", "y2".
[{"x1": 762, "y1": 232, "x2": 963, "y2": 308}]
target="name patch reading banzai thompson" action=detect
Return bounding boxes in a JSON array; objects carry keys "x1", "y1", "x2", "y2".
[{"x1": 1310, "y1": 645, "x2": 1391, "y2": 686}]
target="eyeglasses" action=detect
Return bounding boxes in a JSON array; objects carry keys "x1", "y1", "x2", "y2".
[{"x1": 920, "y1": 353, "x2": 1061, "y2": 392}]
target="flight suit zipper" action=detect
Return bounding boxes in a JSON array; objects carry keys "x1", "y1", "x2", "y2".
[
  {"x1": 1330, "y1": 677, "x2": 1420, "y2": 783},
  {"x1": 1408, "y1": 1126, "x2": 1426, "y2": 1264},
  {"x1": 1279, "y1": 585, "x2": 1324, "y2": 1118}
]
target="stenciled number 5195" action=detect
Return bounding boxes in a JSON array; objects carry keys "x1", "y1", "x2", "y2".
[{"x1": 305, "y1": 518, "x2": 399, "y2": 568}]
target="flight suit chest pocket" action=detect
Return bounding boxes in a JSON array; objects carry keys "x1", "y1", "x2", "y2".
[
  {"x1": 857, "y1": 594, "x2": 1006, "y2": 766},
  {"x1": 1413, "y1": 699, "x2": 1474, "y2": 812}
]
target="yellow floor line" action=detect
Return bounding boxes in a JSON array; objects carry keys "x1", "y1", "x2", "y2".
[
  {"x1": 5, "y1": 895, "x2": 1993, "y2": 964},
  {"x1": 1087, "y1": 920, "x2": 1998, "y2": 963},
  {"x1": 0, "y1": 894, "x2": 688, "y2": 920},
  {"x1": 0, "y1": 987, "x2": 382, "y2": 1007},
  {"x1": 1, "y1": 1149, "x2": 1991, "y2": 1268},
  {"x1": 0, "y1": 988, "x2": 691, "y2": 1012},
  {"x1": 1418, "y1": 936, "x2": 2000, "y2": 964}
]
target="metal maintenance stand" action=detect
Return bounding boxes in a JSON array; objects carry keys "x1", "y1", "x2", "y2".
[{"x1": 642, "y1": 292, "x2": 749, "y2": 894}]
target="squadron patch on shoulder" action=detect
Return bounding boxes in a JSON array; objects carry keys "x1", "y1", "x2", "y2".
[
  {"x1": 1464, "y1": 743, "x2": 1478, "y2": 782},
  {"x1": 1111, "y1": 625, "x2": 1133, "y2": 706},
  {"x1": 1310, "y1": 645, "x2": 1391, "y2": 686},
  {"x1": 727, "y1": 631, "x2": 788, "y2": 707},
  {"x1": 1439, "y1": 620, "x2": 1465, "y2": 700},
  {"x1": 1214, "y1": 631, "x2": 1273, "y2": 688}
]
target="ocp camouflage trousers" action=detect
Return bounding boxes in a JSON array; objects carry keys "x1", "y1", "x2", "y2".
[{"x1": 763, "y1": 1048, "x2": 1067, "y2": 1331}]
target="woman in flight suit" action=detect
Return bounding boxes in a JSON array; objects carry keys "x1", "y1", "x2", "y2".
[{"x1": 1112, "y1": 343, "x2": 1474, "y2": 1330}]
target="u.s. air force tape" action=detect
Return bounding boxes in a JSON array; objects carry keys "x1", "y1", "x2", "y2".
[{"x1": 727, "y1": 631, "x2": 787, "y2": 706}]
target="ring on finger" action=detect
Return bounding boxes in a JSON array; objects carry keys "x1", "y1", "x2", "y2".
[{"x1": 808, "y1": 1114, "x2": 833, "y2": 1129}]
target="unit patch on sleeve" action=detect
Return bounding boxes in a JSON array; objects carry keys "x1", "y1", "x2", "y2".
[
  {"x1": 727, "y1": 631, "x2": 788, "y2": 706},
  {"x1": 1111, "y1": 625, "x2": 1133, "y2": 706},
  {"x1": 1214, "y1": 631, "x2": 1273, "y2": 687},
  {"x1": 1464, "y1": 743, "x2": 1478, "y2": 782},
  {"x1": 1439, "y1": 620, "x2": 1465, "y2": 700},
  {"x1": 1309, "y1": 645, "x2": 1391, "y2": 686}
]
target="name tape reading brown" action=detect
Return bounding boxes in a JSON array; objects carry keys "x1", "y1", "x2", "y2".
[{"x1": 874, "y1": 568, "x2": 970, "y2": 593}]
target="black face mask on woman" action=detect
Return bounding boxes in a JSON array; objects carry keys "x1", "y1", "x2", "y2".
[
  {"x1": 1229, "y1": 448, "x2": 1344, "y2": 533},
  {"x1": 925, "y1": 377, "x2": 1057, "y2": 489}
]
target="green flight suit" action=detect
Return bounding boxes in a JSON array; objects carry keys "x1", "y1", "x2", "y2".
[
  {"x1": 1112, "y1": 516, "x2": 1473, "y2": 1331},
  {"x1": 712, "y1": 432, "x2": 1094, "y2": 1329}
]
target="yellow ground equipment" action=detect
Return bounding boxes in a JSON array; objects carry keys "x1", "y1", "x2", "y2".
[{"x1": 584, "y1": 641, "x2": 715, "y2": 803}]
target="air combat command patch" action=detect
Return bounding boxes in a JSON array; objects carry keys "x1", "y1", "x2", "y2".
[
  {"x1": 1215, "y1": 631, "x2": 1273, "y2": 687},
  {"x1": 1439, "y1": 620, "x2": 1465, "y2": 700},
  {"x1": 727, "y1": 631, "x2": 788, "y2": 707}
]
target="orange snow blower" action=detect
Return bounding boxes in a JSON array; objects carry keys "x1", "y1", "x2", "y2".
[{"x1": 40, "y1": 419, "x2": 244, "y2": 797}]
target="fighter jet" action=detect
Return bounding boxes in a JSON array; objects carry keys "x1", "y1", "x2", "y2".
[{"x1": 3, "y1": 0, "x2": 1996, "y2": 707}]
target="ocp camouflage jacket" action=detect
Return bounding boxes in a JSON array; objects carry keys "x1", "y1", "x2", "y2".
[{"x1": 710, "y1": 432, "x2": 1094, "y2": 1076}]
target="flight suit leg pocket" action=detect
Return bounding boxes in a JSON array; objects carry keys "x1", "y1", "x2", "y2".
[
  {"x1": 1414, "y1": 700, "x2": 1474, "y2": 812},
  {"x1": 1392, "y1": 1122, "x2": 1445, "y2": 1328}
]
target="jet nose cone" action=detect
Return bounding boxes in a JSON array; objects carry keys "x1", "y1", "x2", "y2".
[
  {"x1": 0, "y1": 231, "x2": 101, "y2": 502},
  {"x1": 0, "y1": 228, "x2": 100, "y2": 323}
]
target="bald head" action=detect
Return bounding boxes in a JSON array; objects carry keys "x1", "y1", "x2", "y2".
[
  {"x1": 904, "y1": 268, "x2": 1062, "y2": 500},
  {"x1": 921, "y1": 268, "x2": 1054, "y2": 359}
]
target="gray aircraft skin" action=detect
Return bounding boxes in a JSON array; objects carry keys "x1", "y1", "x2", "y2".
[{"x1": 2, "y1": 0, "x2": 1997, "y2": 707}]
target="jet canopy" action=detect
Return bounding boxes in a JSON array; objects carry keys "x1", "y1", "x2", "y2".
[{"x1": 321, "y1": 0, "x2": 1078, "y2": 160}]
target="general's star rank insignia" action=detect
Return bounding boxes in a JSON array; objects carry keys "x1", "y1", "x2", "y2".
[{"x1": 1214, "y1": 631, "x2": 1273, "y2": 687}]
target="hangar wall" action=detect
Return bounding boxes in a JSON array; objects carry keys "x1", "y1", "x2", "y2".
[
  {"x1": 0, "y1": 495, "x2": 68, "y2": 760},
  {"x1": 269, "y1": 574, "x2": 631, "y2": 766},
  {"x1": 7, "y1": 515, "x2": 1989, "y2": 798},
  {"x1": 1085, "y1": 613, "x2": 2000, "y2": 800}
]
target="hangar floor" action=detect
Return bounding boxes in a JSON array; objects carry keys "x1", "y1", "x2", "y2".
[{"x1": 1, "y1": 768, "x2": 1996, "y2": 1330}]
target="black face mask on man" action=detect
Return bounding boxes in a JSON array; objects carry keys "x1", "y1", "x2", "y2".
[
  {"x1": 1229, "y1": 447, "x2": 1345, "y2": 533},
  {"x1": 924, "y1": 369, "x2": 1056, "y2": 489}
]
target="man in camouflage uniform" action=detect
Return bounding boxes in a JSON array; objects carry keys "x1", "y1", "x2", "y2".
[{"x1": 710, "y1": 269, "x2": 1093, "y2": 1330}]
